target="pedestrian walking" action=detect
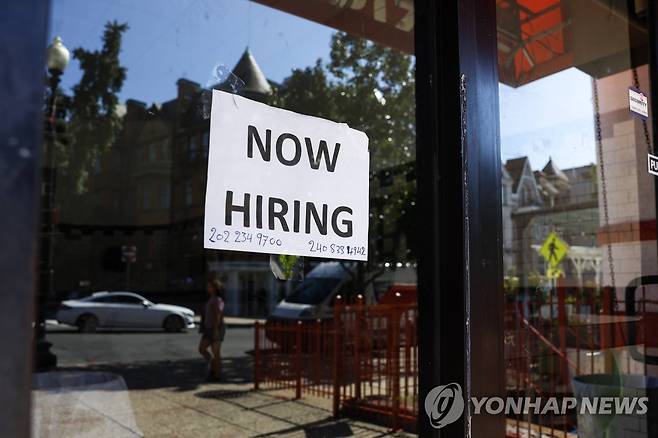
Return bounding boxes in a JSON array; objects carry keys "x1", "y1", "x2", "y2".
[{"x1": 198, "y1": 278, "x2": 226, "y2": 381}]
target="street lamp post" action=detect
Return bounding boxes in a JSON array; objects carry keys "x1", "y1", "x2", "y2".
[{"x1": 35, "y1": 36, "x2": 69, "y2": 371}]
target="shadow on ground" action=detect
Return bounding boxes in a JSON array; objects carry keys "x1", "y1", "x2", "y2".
[
  {"x1": 195, "y1": 389, "x2": 395, "y2": 438},
  {"x1": 58, "y1": 355, "x2": 253, "y2": 392}
]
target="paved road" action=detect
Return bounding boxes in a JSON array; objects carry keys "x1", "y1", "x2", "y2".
[{"x1": 48, "y1": 324, "x2": 254, "y2": 367}]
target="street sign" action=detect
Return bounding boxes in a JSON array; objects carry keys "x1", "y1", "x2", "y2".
[
  {"x1": 121, "y1": 245, "x2": 137, "y2": 263},
  {"x1": 538, "y1": 232, "x2": 568, "y2": 268}
]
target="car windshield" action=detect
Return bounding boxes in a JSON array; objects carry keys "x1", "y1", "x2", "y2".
[{"x1": 286, "y1": 278, "x2": 343, "y2": 305}]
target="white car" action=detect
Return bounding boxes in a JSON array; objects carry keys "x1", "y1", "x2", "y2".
[{"x1": 56, "y1": 291, "x2": 195, "y2": 333}]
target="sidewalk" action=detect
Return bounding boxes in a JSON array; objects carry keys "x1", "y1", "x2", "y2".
[
  {"x1": 39, "y1": 358, "x2": 414, "y2": 438},
  {"x1": 129, "y1": 383, "x2": 410, "y2": 437}
]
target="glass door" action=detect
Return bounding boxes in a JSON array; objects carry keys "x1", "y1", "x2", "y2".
[{"x1": 497, "y1": 1, "x2": 658, "y2": 436}]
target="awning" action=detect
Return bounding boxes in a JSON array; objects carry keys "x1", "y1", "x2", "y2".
[
  {"x1": 498, "y1": 0, "x2": 649, "y2": 87},
  {"x1": 252, "y1": 0, "x2": 414, "y2": 54},
  {"x1": 253, "y1": 0, "x2": 648, "y2": 88}
]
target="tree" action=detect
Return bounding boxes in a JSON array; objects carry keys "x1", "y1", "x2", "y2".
[
  {"x1": 274, "y1": 32, "x2": 417, "y2": 264},
  {"x1": 57, "y1": 21, "x2": 128, "y2": 203},
  {"x1": 327, "y1": 32, "x2": 415, "y2": 169},
  {"x1": 270, "y1": 60, "x2": 337, "y2": 120}
]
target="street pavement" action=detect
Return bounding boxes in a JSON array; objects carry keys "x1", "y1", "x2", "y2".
[
  {"x1": 38, "y1": 323, "x2": 412, "y2": 437},
  {"x1": 48, "y1": 324, "x2": 254, "y2": 366}
]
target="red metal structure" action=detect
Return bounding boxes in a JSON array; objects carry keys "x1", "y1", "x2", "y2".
[
  {"x1": 255, "y1": 295, "x2": 418, "y2": 430},
  {"x1": 254, "y1": 284, "x2": 657, "y2": 435}
]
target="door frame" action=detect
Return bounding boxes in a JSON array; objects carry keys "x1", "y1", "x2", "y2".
[
  {"x1": 415, "y1": 0, "x2": 504, "y2": 436},
  {"x1": 0, "y1": 1, "x2": 51, "y2": 436}
]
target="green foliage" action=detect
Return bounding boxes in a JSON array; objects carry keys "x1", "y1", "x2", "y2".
[
  {"x1": 528, "y1": 270, "x2": 548, "y2": 290},
  {"x1": 270, "y1": 60, "x2": 337, "y2": 120},
  {"x1": 273, "y1": 32, "x2": 416, "y2": 262},
  {"x1": 59, "y1": 21, "x2": 128, "y2": 196},
  {"x1": 277, "y1": 255, "x2": 299, "y2": 280},
  {"x1": 327, "y1": 32, "x2": 415, "y2": 169},
  {"x1": 275, "y1": 32, "x2": 415, "y2": 169}
]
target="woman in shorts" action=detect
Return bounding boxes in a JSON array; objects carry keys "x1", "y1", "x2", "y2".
[{"x1": 198, "y1": 278, "x2": 225, "y2": 380}]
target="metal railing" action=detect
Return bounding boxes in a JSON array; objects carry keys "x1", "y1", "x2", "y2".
[
  {"x1": 255, "y1": 286, "x2": 655, "y2": 435},
  {"x1": 254, "y1": 296, "x2": 417, "y2": 430}
]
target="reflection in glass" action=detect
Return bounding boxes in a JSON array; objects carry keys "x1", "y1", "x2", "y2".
[
  {"x1": 39, "y1": 1, "x2": 417, "y2": 435},
  {"x1": 498, "y1": 1, "x2": 657, "y2": 436}
]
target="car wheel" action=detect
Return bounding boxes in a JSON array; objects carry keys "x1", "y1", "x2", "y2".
[
  {"x1": 163, "y1": 315, "x2": 184, "y2": 332},
  {"x1": 77, "y1": 314, "x2": 98, "y2": 333}
]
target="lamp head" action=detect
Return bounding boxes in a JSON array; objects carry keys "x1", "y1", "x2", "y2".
[{"x1": 46, "y1": 36, "x2": 70, "y2": 74}]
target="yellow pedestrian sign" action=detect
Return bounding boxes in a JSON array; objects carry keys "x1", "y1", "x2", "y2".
[{"x1": 539, "y1": 231, "x2": 569, "y2": 268}]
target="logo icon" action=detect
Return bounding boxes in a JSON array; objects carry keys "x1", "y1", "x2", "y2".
[{"x1": 424, "y1": 383, "x2": 465, "y2": 429}]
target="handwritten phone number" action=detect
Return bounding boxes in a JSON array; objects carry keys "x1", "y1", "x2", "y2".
[
  {"x1": 208, "y1": 228, "x2": 282, "y2": 248},
  {"x1": 308, "y1": 240, "x2": 366, "y2": 256}
]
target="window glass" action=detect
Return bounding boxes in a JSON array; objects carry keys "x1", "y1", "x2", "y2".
[
  {"x1": 202, "y1": 131, "x2": 210, "y2": 159},
  {"x1": 113, "y1": 295, "x2": 144, "y2": 304},
  {"x1": 286, "y1": 278, "x2": 343, "y2": 305},
  {"x1": 184, "y1": 181, "x2": 193, "y2": 206},
  {"x1": 188, "y1": 136, "x2": 198, "y2": 161},
  {"x1": 39, "y1": 1, "x2": 417, "y2": 436},
  {"x1": 148, "y1": 144, "x2": 157, "y2": 162},
  {"x1": 160, "y1": 183, "x2": 170, "y2": 209},
  {"x1": 497, "y1": 2, "x2": 657, "y2": 436},
  {"x1": 91, "y1": 295, "x2": 115, "y2": 303}
]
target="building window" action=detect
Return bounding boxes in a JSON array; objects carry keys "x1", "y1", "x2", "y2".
[
  {"x1": 189, "y1": 136, "x2": 198, "y2": 161},
  {"x1": 184, "y1": 181, "x2": 193, "y2": 206},
  {"x1": 202, "y1": 131, "x2": 209, "y2": 158},
  {"x1": 142, "y1": 185, "x2": 151, "y2": 210},
  {"x1": 160, "y1": 183, "x2": 170, "y2": 209},
  {"x1": 149, "y1": 143, "x2": 157, "y2": 162},
  {"x1": 162, "y1": 140, "x2": 170, "y2": 160}
]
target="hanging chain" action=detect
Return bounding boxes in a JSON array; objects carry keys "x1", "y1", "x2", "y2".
[
  {"x1": 592, "y1": 77, "x2": 616, "y2": 310},
  {"x1": 593, "y1": 67, "x2": 655, "y2": 313}
]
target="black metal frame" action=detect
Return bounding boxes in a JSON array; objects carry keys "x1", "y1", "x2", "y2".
[
  {"x1": 0, "y1": 0, "x2": 51, "y2": 436},
  {"x1": 416, "y1": 0, "x2": 504, "y2": 436},
  {"x1": 649, "y1": 0, "x2": 658, "y2": 272}
]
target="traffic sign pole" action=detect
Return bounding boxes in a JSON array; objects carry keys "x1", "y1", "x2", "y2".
[
  {"x1": 121, "y1": 245, "x2": 136, "y2": 289},
  {"x1": 126, "y1": 262, "x2": 130, "y2": 290}
]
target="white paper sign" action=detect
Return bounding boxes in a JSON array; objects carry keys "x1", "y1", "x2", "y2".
[
  {"x1": 204, "y1": 90, "x2": 370, "y2": 261},
  {"x1": 629, "y1": 88, "x2": 649, "y2": 119}
]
